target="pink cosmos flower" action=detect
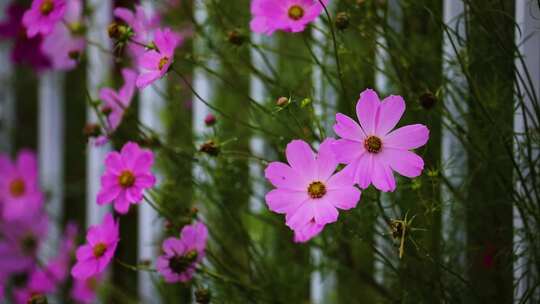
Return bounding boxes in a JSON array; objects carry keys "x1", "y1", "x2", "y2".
[
  {"x1": 114, "y1": 5, "x2": 160, "y2": 59},
  {"x1": 71, "y1": 213, "x2": 119, "y2": 280},
  {"x1": 264, "y1": 139, "x2": 361, "y2": 242},
  {"x1": 156, "y1": 222, "x2": 208, "y2": 283},
  {"x1": 250, "y1": 0, "x2": 328, "y2": 35},
  {"x1": 0, "y1": 215, "x2": 48, "y2": 274},
  {"x1": 71, "y1": 274, "x2": 102, "y2": 303},
  {"x1": 0, "y1": 150, "x2": 44, "y2": 220},
  {"x1": 136, "y1": 27, "x2": 182, "y2": 89},
  {"x1": 40, "y1": 0, "x2": 85, "y2": 70},
  {"x1": 97, "y1": 142, "x2": 156, "y2": 214},
  {"x1": 0, "y1": 3, "x2": 51, "y2": 70},
  {"x1": 45, "y1": 223, "x2": 78, "y2": 283},
  {"x1": 13, "y1": 267, "x2": 56, "y2": 304},
  {"x1": 22, "y1": 0, "x2": 67, "y2": 37},
  {"x1": 331, "y1": 89, "x2": 430, "y2": 192}
]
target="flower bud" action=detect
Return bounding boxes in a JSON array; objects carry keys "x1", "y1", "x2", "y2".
[
  {"x1": 83, "y1": 123, "x2": 102, "y2": 138},
  {"x1": 419, "y1": 92, "x2": 438, "y2": 110},
  {"x1": 335, "y1": 12, "x2": 350, "y2": 30},
  {"x1": 108, "y1": 21, "x2": 131, "y2": 41},
  {"x1": 227, "y1": 29, "x2": 246, "y2": 46},
  {"x1": 195, "y1": 288, "x2": 211, "y2": 304},
  {"x1": 199, "y1": 140, "x2": 220, "y2": 156},
  {"x1": 276, "y1": 97, "x2": 289, "y2": 107},
  {"x1": 204, "y1": 114, "x2": 216, "y2": 126}
]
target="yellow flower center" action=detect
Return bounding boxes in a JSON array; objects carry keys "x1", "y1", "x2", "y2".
[
  {"x1": 93, "y1": 243, "x2": 107, "y2": 258},
  {"x1": 158, "y1": 56, "x2": 169, "y2": 70},
  {"x1": 118, "y1": 170, "x2": 135, "y2": 188},
  {"x1": 39, "y1": 0, "x2": 54, "y2": 15},
  {"x1": 364, "y1": 135, "x2": 382, "y2": 153},
  {"x1": 288, "y1": 5, "x2": 304, "y2": 21},
  {"x1": 9, "y1": 178, "x2": 26, "y2": 197},
  {"x1": 308, "y1": 181, "x2": 326, "y2": 199}
]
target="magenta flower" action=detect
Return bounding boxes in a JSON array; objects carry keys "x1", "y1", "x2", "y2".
[
  {"x1": 331, "y1": 89, "x2": 430, "y2": 192},
  {"x1": 13, "y1": 267, "x2": 56, "y2": 304},
  {"x1": 97, "y1": 68, "x2": 137, "y2": 144},
  {"x1": 0, "y1": 150, "x2": 44, "y2": 220},
  {"x1": 97, "y1": 142, "x2": 156, "y2": 214},
  {"x1": 45, "y1": 223, "x2": 78, "y2": 283},
  {"x1": 41, "y1": 0, "x2": 85, "y2": 70},
  {"x1": 114, "y1": 5, "x2": 160, "y2": 59},
  {"x1": 71, "y1": 213, "x2": 119, "y2": 280},
  {"x1": 0, "y1": 3, "x2": 51, "y2": 70},
  {"x1": 265, "y1": 139, "x2": 361, "y2": 242},
  {"x1": 71, "y1": 274, "x2": 102, "y2": 304},
  {"x1": 136, "y1": 27, "x2": 182, "y2": 89},
  {"x1": 0, "y1": 215, "x2": 48, "y2": 275},
  {"x1": 250, "y1": 0, "x2": 328, "y2": 35},
  {"x1": 156, "y1": 222, "x2": 208, "y2": 283},
  {"x1": 22, "y1": 0, "x2": 67, "y2": 37}
]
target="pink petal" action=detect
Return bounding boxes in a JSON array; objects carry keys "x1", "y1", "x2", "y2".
[
  {"x1": 333, "y1": 113, "x2": 364, "y2": 141},
  {"x1": 384, "y1": 124, "x2": 429, "y2": 150},
  {"x1": 121, "y1": 142, "x2": 141, "y2": 168},
  {"x1": 377, "y1": 95, "x2": 405, "y2": 136},
  {"x1": 330, "y1": 139, "x2": 365, "y2": 164},
  {"x1": 354, "y1": 153, "x2": 374, "y2": 189},
  {"x1": 135, "y1": 174, "x2": 156, "y2": 188},
  {"x1": 114, "y1": 191, "x2": 131, "y2": 214},
  {"x1": 97, "y1": 185, "x2": 121, "y2": 205},
  {"x1": 265, "y1": 189, "x2": 308, "y2": 214},
  {"x1": 285, "y1": 202, "x2": 315, "y2": 230},
  {"x1": 75, "y1": 244, "x2": 94, "y2": 261},
  {"x1": 371, "y1": 158, "x2": 396, "y2": 192},
  {"x1": 136, "y1": 71, "x2": 161, "y2": 89},
  {"x1": 316, "y1": 138, "x2": 338, "y2": 181},
  {"x1": 71, "y1": 260, "x2": 97, "y2": 280},
  {"x1": 285, "y1": 140, "x2": 316, "y2": 179},
  {"x1": 132, "y1": 151, "x2": 154, "y2": 174},
  {"x1": 326, "y1": 188, "x2": 361, "y2": 210},
  {"x1": 313, "y1": 199, "x2": 339, "y2": 225},
  {"x1": 180, "y1": 222, "x2": 208, "y2": 252},
  {"x1": 382, "y1": 149, "x2": 424, "y2": 178},
  {"x1": 163, "y1": 237, "x2": 185, "y2": 256},
  {"x1": 293, "y1": 221, "x2": 324, "y2": 243},
  {"x1": 326, "y1": 164, "x2": 356, "y2": 189},
  {"x1": 104, "y1": 152, "x2": 123, "y2": 174},
  {"x1": 356, "y1": 89, "x2": 380, "y2": 135},
  {"x1": 264, "y1": 162, "x2": 307, "y2": 190}
]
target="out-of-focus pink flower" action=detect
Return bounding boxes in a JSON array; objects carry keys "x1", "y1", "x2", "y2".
[
  {"x1": 0, "y1": 150, "x2": 44, "y2": 220},
  {"x1": 264, "y1": 139, "x2": 360, "y2": 242},
  {"x1": 71, "y1": 213, "x2": 119, "y2": 280},
  {"x1": 156, "y1": 221, "x2": 208, "y2": 283},
  {"x1": 71, "y1": 274, "x2": 102, "y2": 304},
  {"x1": 204, "y1": 114, "x2": 216, "y2": 126},
  {"x1": 98, "y1": 68, "x2": 137, "y2": 133},
  {"x1": 41, "y1": 0, "x2": 84, "y2": 70},
  {"x1": 331, "y1": 89, "x2": 430, "y2": 192},
  {"x1": 13, "y1": 267, "x2": 56, "y2": 304},
  {"x1": 0, "y1": 274, "x2": 5, "y2": 300},
  {"x1": 136, "y1": 28, "x2": 182, "y2": 89},
  {"x1": 22, "y1": 0, "x2": 67, "y2": 37},
  {"x1": 250, "y1": 0, "x2": 328, "y2": 35},
  {"x1": 0, "y1": 215, "x2": 48, "y2": 274},
  {"x1": 0, "y1": 3, "x2": 51, "y2": 70},
  {"x1": 114, "y1": 5, "x2": 160, "y2": 59},
  {"x1": 97, "y1": 142, "x2": 156, "y2": 214}
]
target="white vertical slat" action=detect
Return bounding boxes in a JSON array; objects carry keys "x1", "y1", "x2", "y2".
[
  {"x1": 441, "y1": 0, "x2": 467, "y2": 265},
  {"x1": 310, "y1": 14, "x2": 336, "y2": 304},
  {"x1": 373, "y1": 0, "x2": 401, "y2": 285},
  {"x1": 514, "y1": 1, "x2": 540, "y2": 302},
  {"x1": 137, "y1": 2, "x2": 163, "y2": 302},
  {"x1": 38, "y1": 71, "x2": 65, "y2": 260},
  {"x1": 86, "y1": 0, "x2": 112, "y2": 227},
  {"x1": 0, "y1": 0, "x2": 14, "y2": 153}
]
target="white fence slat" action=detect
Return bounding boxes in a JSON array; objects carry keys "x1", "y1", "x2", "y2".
[
  {"x1": 514, "y1": 1, "x2": 540, "y2": 302},
  {"x1": 137, "y1": 3, "x2": 164, "y2": 300},
  {"x1": 86, "y1": 0, "x2": 112, "y2": 227},
  {"x1": 441, "y1": 0, "x2": 467, "y2": 265},
  {"x1": 0, "y1": 0, "x2": 14, "y2": 153},
  {"x1": 38, "y1": 71, "x2": 65, "y2": 261}
]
